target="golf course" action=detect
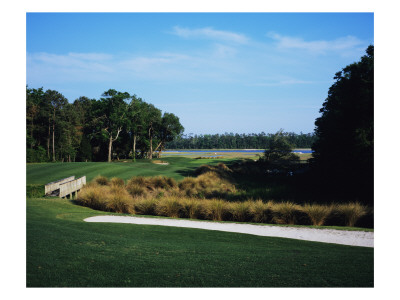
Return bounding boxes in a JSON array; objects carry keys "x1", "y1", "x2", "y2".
[{"x1": 26, "y1": 158, "x2": 373, "y2": 287}]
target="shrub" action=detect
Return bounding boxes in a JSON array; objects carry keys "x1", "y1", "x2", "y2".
[
  {"x1": 94, "y1": 175, "x2": 109, "y2": 186},
  {"x1": 334, "y1": 202, "x2": 368, "y2": 227},
  {"x1": 302, "y1": 203, "x2": 333, "y2": 226}
]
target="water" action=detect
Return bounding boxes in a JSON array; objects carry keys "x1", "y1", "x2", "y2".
[{"x1": 163, "y1": 149, "x2": 312, "y2": 155}]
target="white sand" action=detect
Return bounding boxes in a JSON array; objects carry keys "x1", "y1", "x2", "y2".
[{"x1": 84, "y1": 215, "x2": 373, "y2": 248}]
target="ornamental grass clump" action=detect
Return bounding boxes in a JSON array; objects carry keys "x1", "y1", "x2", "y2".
[
  {"x1": 271, "y1": 201, "x2": 303, "y2": 225},
  {"x1": 180, "y1": 198, "x2": 204, "y2": 219},
  {"x1": 76, "y1": 184, "x2": 110, "y2": 211},
  {"x1": 93, "y1": 175, "x2": 109, "y2": 186},
  {"x1": 230, "y1": 201, "x2": 252, "y2": 222},
  {"x1": 110, "y1": 177, "x2": 125, "y2": 187},
  {"x1": 133, "y1": 197, "x2": 158, "y2": 215},
  {"x1": 106, "y1": 186, "x2": 134, "y2": 214},
  {"x1": 302, "y1": 203, "x2": 333, "y2": 226},
  {"x1": 249, "y1": 200, "x2": 273, "y2": 223},
  {"x1": 155, "y1": 196, "x2": 183, "y2": 218},
  {"x1": 334, "y1": 202, "x2": 368, "y2": 227},
  {"x1": 204, "y1": 199, "x2": 230, "y2": 221}
]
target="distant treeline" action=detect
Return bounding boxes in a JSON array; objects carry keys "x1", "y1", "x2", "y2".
[{"x1": 166, "y1": 132, "x2": 316, "y2": 149}]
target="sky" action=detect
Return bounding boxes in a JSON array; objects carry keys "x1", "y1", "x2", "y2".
[{"x1": 26, "y1": 12, "x2": 374, "y2": 135}]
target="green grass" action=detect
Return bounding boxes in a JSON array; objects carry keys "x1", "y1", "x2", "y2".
[
  {"x1": 26, "y1": 157, "x2": 233, "y2": 185},
  {"x1": 27, "y1": 197, "x2": 373, "y2": 287}
]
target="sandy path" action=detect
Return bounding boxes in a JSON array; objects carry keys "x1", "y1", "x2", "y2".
[{"x1": 84, "y1": 216, "x2": 374, "y2": 248}]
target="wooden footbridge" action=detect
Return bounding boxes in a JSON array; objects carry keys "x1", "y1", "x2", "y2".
[{"x1": 45, "y1": 176, "x2": 86, "y2": 198}]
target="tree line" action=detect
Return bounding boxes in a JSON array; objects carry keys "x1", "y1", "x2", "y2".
[
  {"x1": 26, "y1": 88, "x2": 184, "y2": 163},
  {"x1": 166, "y1": 132, "x2": 316, "y2": 150}
]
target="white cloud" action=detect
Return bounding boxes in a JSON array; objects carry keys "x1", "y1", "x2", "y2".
[
  {"x1": 171, "y1": 26, "x2": 249, "y2": 44},
  {"x1": 267, "y1": 32, "x2": 364, "y2": 54}
]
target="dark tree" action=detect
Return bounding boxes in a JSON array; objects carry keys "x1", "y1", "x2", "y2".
[{"x1": 311, "y1": 45, "x2": 374, "y2": 204}]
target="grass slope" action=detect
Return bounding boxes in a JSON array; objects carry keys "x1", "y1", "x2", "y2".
[
  {"x1": 27, "y1": 197, "x2": 373, "y2": 287},
  {"x1": 26, "y1": 157, "x2": 230, "y2": 184}
]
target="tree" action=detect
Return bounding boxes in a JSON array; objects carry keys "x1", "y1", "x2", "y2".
[
  {"x1": 97, "y1": 89, "x2": 130, "y2": 162},
  {"x1": 263, "y1": 130, "x2": 299, "y2": 163},
  {"x1": 44, "y1": 89, "x2": 68, "y2": 161},
  {"x1": 311, "y1": 45, "x2": 374, "y2": 204},
  {"x1": 142, "y1": 103, "x2": 162, "y2": 159},
  {"x1": 154, "y1": 112, "x2": 184, "y2": 157},
  {"x1": 126, "y1": 95, "x2": 146, "y2": 162}
]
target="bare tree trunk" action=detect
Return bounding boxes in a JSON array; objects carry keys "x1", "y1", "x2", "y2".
[
  {"x1": 52, "y1": 112, "x2": 55, "y2": 162},
  {"x1": 47, "y1": 118, "x2": 51, "y2": 159},
  {"x1": 108, "y1": 135, "x2": 113, "y2": 163},
  {"x1": 132, "y1": 134, "x2": 137, "y2": 162},
  {"x1": 149, "y1": 127, "x2": 153, "y2": 160}
]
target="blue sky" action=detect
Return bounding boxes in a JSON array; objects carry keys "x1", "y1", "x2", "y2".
[{"x1": 26, "y1": 13, "x2": 374, "y2": 135}]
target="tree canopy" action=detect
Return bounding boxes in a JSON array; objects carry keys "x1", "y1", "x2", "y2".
[
  {"x1": 26, "y1": 87, "x2": 184, "y2": 162},
  {"x1": 311, "y1": 45, "x2": 374, "y2": 204}
]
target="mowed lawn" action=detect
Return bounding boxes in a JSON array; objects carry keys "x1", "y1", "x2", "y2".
[
  {"x1": 27, "y1": 197, "x2": 373, "y2": 287},
  {"x1": 26, "y1": 159, "x2": 374, "y2": 287},
  {"x1": 26, "y1": 157, "x2": 230, "y2": 184}
]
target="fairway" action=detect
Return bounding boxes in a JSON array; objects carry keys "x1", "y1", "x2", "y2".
[
  {"x1": 27, "y1": 197, "x2": 373, "y2": 287},
  {"x1": 26, "y1": 157, "x2": 229, "y2": 184}
]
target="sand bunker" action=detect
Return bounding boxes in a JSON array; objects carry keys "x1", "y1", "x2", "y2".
[{"x1": 84, "y1": 216, "x2": 373, "y2": 248}]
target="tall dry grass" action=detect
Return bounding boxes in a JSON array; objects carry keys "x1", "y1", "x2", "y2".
[
  {"x1": 302, "y1": 203, "x2": 334, "y2": 226},
  {"x1": 249, "y1": 200, "x2": 273, "y2": 223},
  {"x1": 334, "y1": 202, "x2": 368, "y2": 227},
  {"x1": 270, "y1": 201, "x2": 303, "y2": 225},
  {"x1": 77, "y1": 175, "x2": 372, "y2": 228},
  {"x1": 155, "y1": 196, "x2": 182, "y2": 218},
  {"x1": 230, "y1": 201, "x2": 252, "y2": 222}
]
